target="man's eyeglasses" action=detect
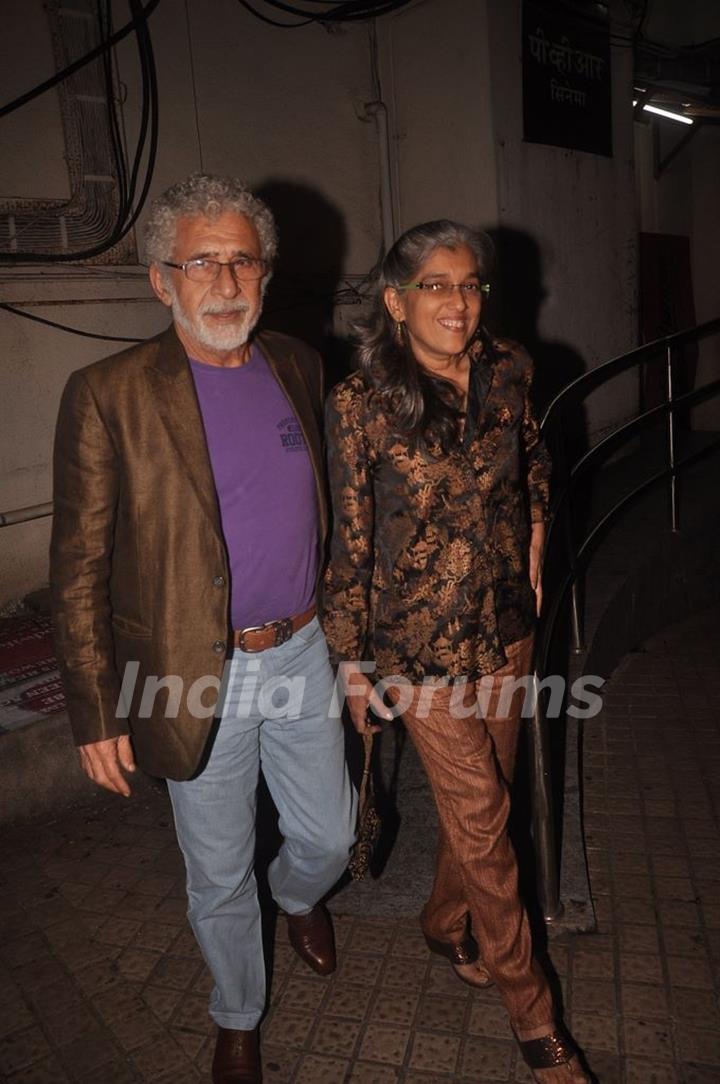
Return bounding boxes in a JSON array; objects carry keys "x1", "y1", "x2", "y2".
[
  {"x1": 398, "y1": 281, "x2": 491, "y2": 299},
  {"x1": 162, "y1": 255, "x2": 268, "y2": 283}
]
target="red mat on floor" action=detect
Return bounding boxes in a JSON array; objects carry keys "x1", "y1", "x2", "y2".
[{"x1": 0, "y1": 613, "x2": 65, "y2": 730}]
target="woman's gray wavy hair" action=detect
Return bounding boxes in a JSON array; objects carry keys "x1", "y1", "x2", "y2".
[
  {"x1": 355, "y1": 219, "x2": 495, "y2": 452},
  {"x1": 144, "y1": 173, "x2": 278, "y2": 281},
  {"x1": 375, "y1": 218, "x2": 493, "y2": 304}
]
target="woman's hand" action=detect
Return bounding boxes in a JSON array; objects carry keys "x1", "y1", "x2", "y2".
[
  {"x1": 529, "y1": 520, "x2": 546, "y2": 616},
  {"x1": 338, "y1": 662, "x2": 395, "y2": 735}
]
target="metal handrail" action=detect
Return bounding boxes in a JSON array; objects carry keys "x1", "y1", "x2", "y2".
[
  {"x1": 541, "y1": 316, "x2": 720, "y2": 429},
  {"x1": 530, "y1": 316, "x2": 720, "y2": 921}
]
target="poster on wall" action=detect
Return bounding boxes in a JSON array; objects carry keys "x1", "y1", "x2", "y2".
[{"x1": 522, "y1": 0, "x2": 612, "y2": 156}]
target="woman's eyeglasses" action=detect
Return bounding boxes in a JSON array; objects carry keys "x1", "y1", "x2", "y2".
[{"x1": 398, "y1": 281, "x2": 490, "y2": 299}]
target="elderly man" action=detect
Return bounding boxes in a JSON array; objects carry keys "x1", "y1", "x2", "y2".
[{"x1": 50, "y1": 173, "x2": 355, "y2": 1084}]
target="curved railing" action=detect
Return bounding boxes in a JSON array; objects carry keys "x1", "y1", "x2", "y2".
[{"x1": 529, "y1": 315, "x2": 720, "y2": 920}]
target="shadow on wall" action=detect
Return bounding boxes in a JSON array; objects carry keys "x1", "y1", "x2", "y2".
[
  {"x1": 482, "y1": 228, "x2": 593, "y2": 902},
  {"x1": 484, "y1": 226, "x2": 589, "y2": 469},
  {"x1": 254, "y1": 179, "x2": 354, "y2": 388}
]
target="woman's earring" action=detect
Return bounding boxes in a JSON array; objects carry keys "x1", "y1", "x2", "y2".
[{"x1": 394, "y1": 320, "x2": 404, "y2": 346}]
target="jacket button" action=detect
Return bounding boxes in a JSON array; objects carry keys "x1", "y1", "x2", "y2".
[
  {"x1": 212, "y1": 640, "x2": 226, "y2": 654},
  {"x1": 213, "y1": 575, "x2": 225, "y2": 588}
]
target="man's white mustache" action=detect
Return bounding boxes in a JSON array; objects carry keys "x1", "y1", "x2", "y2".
[{"x1": 201, "y1": 304, "x2": 250, "y2": 317}]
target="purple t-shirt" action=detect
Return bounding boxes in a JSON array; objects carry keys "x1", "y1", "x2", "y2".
[{"x1": 190, "y1": 347, "x2": 319, "y2": 629}]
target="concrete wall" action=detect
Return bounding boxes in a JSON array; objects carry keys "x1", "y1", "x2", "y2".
[
  {"x1": 375, "y1": 0, "x2": 499, "y2": 232},
  {"x1": 2, "y1": 0, "x2": 716, "y2": 607},
  {"x1": 635, "y1": 123, "x2": 720, "y2": 437},
  {"x1": 635, "y1": 0, "x2": 720, "y2": 430},
  {"x1": 688, "y1": 126, "x2": 720, "y2": 431},
  {"x1": 485, "y1": 0, "x2": 639, "y2": 439}
]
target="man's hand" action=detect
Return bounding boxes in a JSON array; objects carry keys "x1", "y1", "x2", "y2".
[
  {"x1": 338, "y1": 662, "x2": 394, "y2": 735},
  {"x1": 529, "y1": 520, "x2": 546, "y2": 616},
  {"x1": 78, "y1": 735, "x2": 136, "y2": 797}
]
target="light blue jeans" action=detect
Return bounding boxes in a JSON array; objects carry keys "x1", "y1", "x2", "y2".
[{"x1": 167, "y1": 618, "x2": 356, "y2": 1029}]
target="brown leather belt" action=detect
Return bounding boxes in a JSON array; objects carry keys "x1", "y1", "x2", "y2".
[{"x1": 233, "y1": 605, "x2": 316, "y2": 653}]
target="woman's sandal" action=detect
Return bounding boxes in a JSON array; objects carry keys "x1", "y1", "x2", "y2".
[
  {"x1": 423, "y1": 932, "x2": 494, "y2": 989},
  {"x1": 517, "y1": 1029, "x2": 591, "y2": 1083}
]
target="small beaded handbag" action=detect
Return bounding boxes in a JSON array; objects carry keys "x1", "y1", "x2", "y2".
[{"x1": 347, "y1": 731, "x2": 381, "y2": 881}]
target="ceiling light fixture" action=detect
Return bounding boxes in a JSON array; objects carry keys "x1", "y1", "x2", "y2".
[{"x1": 633, "y1": 100, "x2": 694, "y2": 125}]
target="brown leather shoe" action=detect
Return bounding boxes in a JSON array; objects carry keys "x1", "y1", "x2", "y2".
[
  {"x1": 212, "y1": 1026, "x2": 261, "y2": 1084},
  {"x1": 286, "y1": 904, "x2": 336, "y2": 975}
]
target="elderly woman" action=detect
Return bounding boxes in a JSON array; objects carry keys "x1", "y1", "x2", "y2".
[{"x1": 321, "y1": 220, "x2": 589, "y2": 1082}]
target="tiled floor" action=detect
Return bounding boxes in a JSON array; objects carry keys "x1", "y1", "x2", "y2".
[{"x1": 0, "y1": 608, "x2": 718, "y2": 1083}]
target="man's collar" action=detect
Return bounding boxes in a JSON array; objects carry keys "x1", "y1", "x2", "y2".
[{"x1": 147, "y1": 324, "x2": 191, "y2": 379}]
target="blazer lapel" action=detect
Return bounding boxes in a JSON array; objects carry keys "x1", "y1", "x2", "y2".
[
  {"x1": 257, "y1": 334, "x2": 328, "y2": 542},
  {"x1": 144, "y1": 327, "x2": 223, "y2": 540}
]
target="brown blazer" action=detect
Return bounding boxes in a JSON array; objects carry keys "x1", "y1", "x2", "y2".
[{"x1": 50, "y1": 325, "x2": 327, "y2": 780}]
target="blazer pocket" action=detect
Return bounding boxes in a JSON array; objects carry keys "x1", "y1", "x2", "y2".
[{"x1": 111, "y1": 613, "x2": 152, "y2": 638}]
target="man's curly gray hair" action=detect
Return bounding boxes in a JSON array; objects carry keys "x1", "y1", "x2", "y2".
[{"x1": 144, "y1": 173, "x2": 278, "y2": 275}]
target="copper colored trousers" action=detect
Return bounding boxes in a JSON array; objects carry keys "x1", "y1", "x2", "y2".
[{"x1": 397, "y1": 636, "x2": 555, "y2": 1033}]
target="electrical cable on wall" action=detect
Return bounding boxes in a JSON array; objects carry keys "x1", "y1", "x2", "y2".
[
  {"x1": 0, "y1": 0, "x2": 160, "y2": 264},
  {"x1": 239, "y1": 1, "x2": 312, "y2": 27},
  {"x1": 0, "y1": 0, "x2": 161, "y2": 120},
  {"x1": 0, "y1": 302, "x2": 143, "y2": 343},
  {"x1": 264, "y1": 0, "x2": 414, "y2": 19},
  {"x1": 101, "y1": 1, "x2": 130, "y2": 222},
  {"x1": 237, "y1": 0, "x2": 414, "y2": 28}
]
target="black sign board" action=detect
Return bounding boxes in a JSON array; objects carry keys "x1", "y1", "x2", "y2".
[{"x1": 522, "y1": 0, "x2": 612, "y2": 157}]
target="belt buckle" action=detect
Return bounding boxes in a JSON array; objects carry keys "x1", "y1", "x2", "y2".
[
  {"x1": 274, "y1": 617, "x2": 293, "y2": 647},
  {"x1": 237, "y1": 622, "x2": 266, "y2": 652}
]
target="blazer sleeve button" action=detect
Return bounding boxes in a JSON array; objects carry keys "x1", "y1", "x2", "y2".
[
  {"x1": 212, "y1": 640, "x2": 226, "y2": 654},
  {"x1": 213, "y1": 575, "x2": 225, "y2": 588}
]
